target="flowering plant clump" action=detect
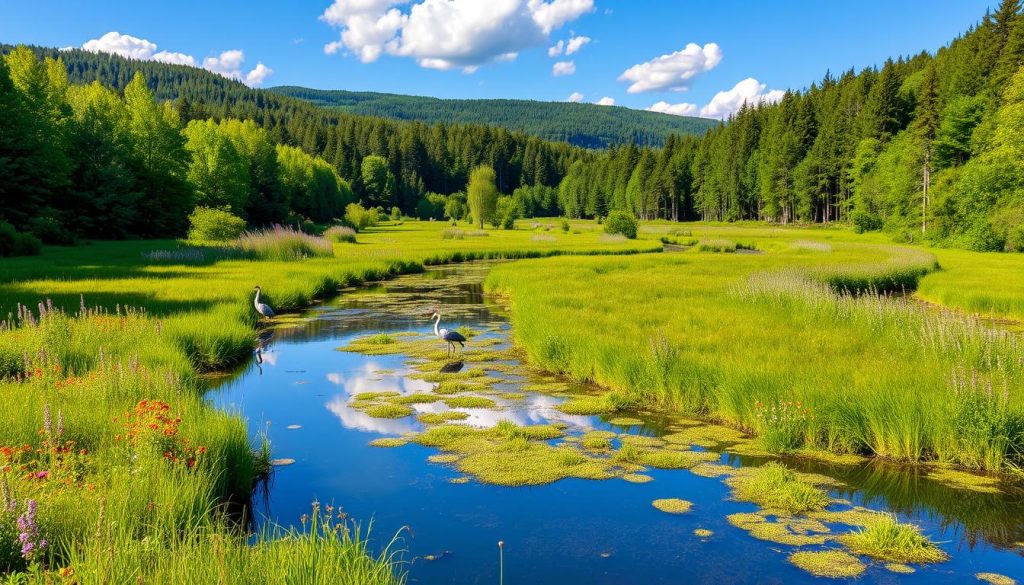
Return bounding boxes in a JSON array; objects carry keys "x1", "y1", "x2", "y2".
[
  {"x1": 0, "y1": 405, "x2": 88, "y2": 491},
  {"x1": 753, "y1": 398, "x2": 815, "y2": 453},
  {"x1": 114, "y1": 400, "x2": 206, "y2": 469},
  {"x1": 16, "y1": 499, "x2": 46, "y2": 565}
]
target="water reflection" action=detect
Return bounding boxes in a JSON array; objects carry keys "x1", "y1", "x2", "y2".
[{"x1": 209, "y1": 263, "x2": 1024, "y2": 584}]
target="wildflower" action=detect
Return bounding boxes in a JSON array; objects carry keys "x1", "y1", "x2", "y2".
[
  {"x1": 43, "y1": 405, "x2": 52, "y2": 439},
  {"x1": 17, "y1": 499, "x2": 47, "y2": 563}
]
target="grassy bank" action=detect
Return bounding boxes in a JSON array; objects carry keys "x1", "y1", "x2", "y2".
[
  {"x1": 0, "y1": 221, "x2": 658, "y2": 580},
  {"x1": 486, "y1": 233, "x2": 1024, "y2": 472}
]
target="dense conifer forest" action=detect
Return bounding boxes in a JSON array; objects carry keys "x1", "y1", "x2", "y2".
[
  {"x1": 2, "y1": 1, "x2": 1023, "y2": 250},
  {"x1": 269, "y1": 86, "x2": 717, "y2": 148}
]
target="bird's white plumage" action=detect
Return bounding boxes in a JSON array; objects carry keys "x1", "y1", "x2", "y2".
[{"x1": 254, "y1": 287, "x2": 275, "y2": 318}]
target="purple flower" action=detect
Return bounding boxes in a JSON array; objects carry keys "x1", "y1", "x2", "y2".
[
  {"x1": 43, "y1": 404, "x2": 52, "y2": 438},
  {"x1": 16, "y1": 499, "x2": 46, "y2": 563}
]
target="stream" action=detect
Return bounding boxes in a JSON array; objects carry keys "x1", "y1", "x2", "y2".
[{"x1": 209, "y1": 262, "x2": 1024, "y2": 584}]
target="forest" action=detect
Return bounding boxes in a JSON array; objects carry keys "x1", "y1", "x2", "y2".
[
  {"x1": 1, "y1": 0, "x2": 1023, "y2": 251},
  {"x1": 269, "y1": 85, "x2": 717, "y2": 148}
]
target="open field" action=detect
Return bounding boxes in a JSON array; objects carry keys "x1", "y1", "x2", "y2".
[
  {"x1": 486, "y1": 223, "x2": 1024, "y2": 472},
  {"x1": 0, "y1": 221, "x2": 657, "y2": 580},
  {"x1": 0, "y1": 219, "x2": 1021, "y2": 580}
]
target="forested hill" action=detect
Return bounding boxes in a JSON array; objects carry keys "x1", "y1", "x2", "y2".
[{"x1": 269, "y1": 86, "x2": 717, "y2": 149}]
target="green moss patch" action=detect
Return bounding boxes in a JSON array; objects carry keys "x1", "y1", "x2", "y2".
[
  {"x1": 727, "y1": 513, "x2": 831, "y2": 546},
  {"x1": 417, "y1": 411, "x2": 470, "y2": 424},
  {"x1": 608, "y1": 417, "x2": 644, "y2": 427},
  {"x1": 927, "y1": 467, "x2": 1002, "y2": 494},
  {"x1": 690, "y1": 463, "x2": 736, "y2": 478},
  {"x1": 693, "y1": 529, "x2": 714, "y2": 538},
  {"x1": 427, "y1": 454, "x2": 460, "y2": 464},
  {"x1": 443, "y1": 396, "x2": 498, "y2": 409},
  {"x1": 652, "y1": 498, "x2": 693, "y2": 514},
  {"x1": 622, "y1": 473, "x2": 654, "y2": 483},
  {"x1": 885, "y1": 563, "x2": 915, "y2": 574},
  {"x1": 557, "y1": 395, "x2": 618, "y2": 415},
  {"x1": 726, "y1": 462, "x2": 831, "y2": 514},
  {"x1": 390, "y1": 393, "x2": 443, "y2": 405},
  {"x1": 581, "y1": 430, "x2": 616, "y2": 450},
  {"x1": 368, "y1": 437, "x2": 408, "y2": 448},
  {"x1": 788, "y1": 551, "x2": 865, "y2": 578},
  {"x1": 976, "y1": 572, "x2": 1017, "y2": 585},
  {"x1": 363, "y1": 403, "x2": 415, "y2": 419}
]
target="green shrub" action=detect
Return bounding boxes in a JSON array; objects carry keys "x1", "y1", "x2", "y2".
[
  {"x1": 30, "y1": 216, "x2": 76, "y2": 246},
  {"x1": 345, "y1": 203, "x2": 380, "y2": 231},
  {"x1": 324, "y1": 226, "x2": 357, "y2": 243},
  {"x1": 851, "y1": 209, "x2": 883, "y2": 233},
  {"x1": 0, "y1": 221, "x2": 42, "y2": 257},
  {"x1": 561, "y1": 219, "x2": 570, "y2": 233},
  {"x1": 603, "y1": 210, "x2": 638, "y2": 239},
  {"x1": 187, "y1": 207, "x2": 247, "y2": 242},
  {"x1": 390, "y1": 207, "x2": 401, "y2": 221}
]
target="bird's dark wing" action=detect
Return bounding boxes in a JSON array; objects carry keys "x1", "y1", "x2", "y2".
[
  {"x1": 263, "y1": 305, "x2": 275, "y2": 317},
  {"x1": 444, "y1": 331, "x2": 466, "y2": 343}
]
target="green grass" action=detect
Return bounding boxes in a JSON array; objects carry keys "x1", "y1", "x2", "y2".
[
  {"x1": 839, "y1": 513, "x2": 948, "y2": 564},
  {"x1": 0, "y1": 220, "x2": 658, "y2": 580},
  {"x1": 486, "y1": 226, "x2": 1024, "y2": 471},
  {"x1": 727, "y1": 463, "x2": 831, "y2": 514}
]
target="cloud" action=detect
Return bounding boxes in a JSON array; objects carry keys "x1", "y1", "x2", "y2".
[
  {"x1": 321, "y1": 0, "x2": 592, "y2": 72},
  {"x1": 153, "y1": 51, "x2": 196, "y2": 66},
  {"x1": 700, "y1": 77, "x2": 784, "y2": 119},
  {"x1": 528, "y1": 0, "x2": 595, "y2": 33},
  {"x1": 245, "y1": 63, "x2": 274, "y2": 86},
  {"x1": 566, "y1": 91, "x2": 584, "y2": 102},
  {"x1": 596, "y1": 96, "x2": 615, "y2": 106},
  {"x1": 82, "y1": 32, "x2": 157, "y2": 60},
  {"x1": 548, "y1": 39, "x2": 564, "y2": 57},
  {"x1": 565, "y1": 35, "x2": 590, "y2": 54},
  {"x1": 647, "y1": 100, "x2": 698, "y2": 117},
  {"x1": 81, "y1": 32, "x2": 272, "y2": 87},
  {"x1": 552, "y1": 60, "x2": 575, "y2": 76},
  {"x1": 201, "y1": 50, "x2": 273, "y2": 87},
  {"x1": 618, "y1": 42, "x2": 722, "y2": 93}
]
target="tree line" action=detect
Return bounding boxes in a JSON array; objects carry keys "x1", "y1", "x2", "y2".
[
  {"x1": 0, "y1": 47, "x2": 353, "y2": 242},
  {"x1": 558, "y1": 0, "x2": 1024, "y2": 251},
  {"x1": 3, "y1": 1, "x2": 1024, "y2": 252}
]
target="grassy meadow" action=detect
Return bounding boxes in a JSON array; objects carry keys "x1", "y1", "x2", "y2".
[
  {"x1": 0, "y1": 218, "x2": 1020, "y2": 580},
  {"x1": 486, "y1": 223, "x2": 1024, "y2": 472},
  {"x1": 0, "y1": 220, "x2": 657, "y2": 581}
]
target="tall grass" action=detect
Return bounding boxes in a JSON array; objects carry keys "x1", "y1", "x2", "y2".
[
  {"x1": 235, "y1": 226, "x2": 334, "y2": 261},
  {"x1": 487, "y1": 241, "x2": 1024, "y2": 472},
  {"x1": 0, "y1": 220, "x2": 669, "y2": 580}
]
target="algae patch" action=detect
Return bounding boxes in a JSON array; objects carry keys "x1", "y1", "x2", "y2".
[
  {"x1": 788, "y1": 550, "x2": 865, "y2": 578},
  {"x1": 368, "y1": 437, "x2": 408, "y2": 448},
  {"x1": 652, "y1": 498, "x2": 693, "y2": 514}
]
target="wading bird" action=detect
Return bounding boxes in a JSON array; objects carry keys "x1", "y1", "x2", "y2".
[
  {"x1": 253, "y1": 286, "x2": 275, "y2": 321},
  {"x1": 431, "y1": 311, "x2": 466, "y2": 357}
]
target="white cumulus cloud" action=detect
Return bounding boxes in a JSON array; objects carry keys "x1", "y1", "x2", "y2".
[
  {"x1": 618, "y1": 42, "x2": 722, "y2": 94},
  {"x1": 700, "y1": 77, "x2": 784, "y2": 119},
  {"x1": 153, "y1": 51, "x2": 196, "y2": 66},
  {"x1": 566, "y1": 91, "x2": 584, "y2": 102},
  {"x1": 82, "y1": 32, "x2": 158, "y2": 60},
  {"x1": 565, "y1": 35, "x2": 590, "y2": 54},
  {"x1": 552, "y1": 60, "x2": 575, "y2": 76},
  {"x1": 548, "y1": 39, "x2": 564, "y2": 57},
  {"x1": 647, "y1": 100, "x2": 699, "y2": 117},
  {"x1": 321, "y1": 0, "x2": 593, "y2": 72},
  {"x1": 80, "y1": 32, "x2": 272, "y2": 87},
  {"x1": 596, "y1": 96, "x2": 615, "y2": 106}
]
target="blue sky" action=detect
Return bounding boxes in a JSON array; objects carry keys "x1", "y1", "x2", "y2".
[{"x1": 0, "y1": 0, "x2": 995, "y2": 118}]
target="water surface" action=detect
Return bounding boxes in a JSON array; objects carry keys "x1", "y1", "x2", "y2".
[{"x1": 210, "y1": 263, "x2": 1024, "y2": 584}]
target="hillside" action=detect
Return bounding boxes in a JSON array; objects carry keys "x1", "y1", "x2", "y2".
[{"x1": 269, "y1": 86, "x2": 717, "y2": 148}]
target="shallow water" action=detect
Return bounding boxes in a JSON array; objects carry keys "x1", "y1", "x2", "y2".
[{"x1": 210, "y1": 263, "x2": 1024, "y2": 584}]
